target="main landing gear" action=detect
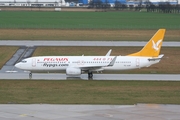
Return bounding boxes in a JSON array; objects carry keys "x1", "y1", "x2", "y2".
[
  {"x1": 29, "y1": 72, "x2": 32, "y2": 79},
  {"x1": 88, "y1": 71, "x2": 93, "y2": 79}
]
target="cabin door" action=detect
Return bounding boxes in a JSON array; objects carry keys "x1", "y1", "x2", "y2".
[{"x1": 32, "y1": 58, "x2": 36, "y2": 67}]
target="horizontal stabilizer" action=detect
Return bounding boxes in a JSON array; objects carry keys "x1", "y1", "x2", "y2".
[{"x1": 148, "y1": 54, "x2": 164, "y2": 61}]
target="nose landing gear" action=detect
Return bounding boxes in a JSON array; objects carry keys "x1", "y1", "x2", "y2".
[{"x1": 29, "y1": 72, "x2": 32, "y2": 79}]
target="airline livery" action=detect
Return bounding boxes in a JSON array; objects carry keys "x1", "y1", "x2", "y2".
[{"x1": 15, "y1": 29, "x2": 166, "y2": 79}]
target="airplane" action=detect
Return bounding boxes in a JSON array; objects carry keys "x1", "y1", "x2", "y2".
[{"x1": 15, "y1": 29, "x2": 166, "y2": 79}]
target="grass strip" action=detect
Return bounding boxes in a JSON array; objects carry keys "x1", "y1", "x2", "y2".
[
  {"x1": 0, "y1": 80, "x2": 180, "y2": 104},
  {"x1": 0, "y1": 46, "x2": 180, "y2": 74},
  {"x1": 0, "y1": 11, "x2": 180, "y2": 29},
  {"x1": 0, "y1": 29, "x2": 179, "y2": 41},
  {"x1": 0, "y1": 47, "x2": 19, "y2": 68}
]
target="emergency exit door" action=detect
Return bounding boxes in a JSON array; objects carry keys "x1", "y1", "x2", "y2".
[{"x1": 136, "y1": 58, "x2": 140, "y2": 67}]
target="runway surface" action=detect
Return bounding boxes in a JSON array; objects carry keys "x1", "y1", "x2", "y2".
[
  {"x1": 1, "y1": 73, "x2": 180, "y2": 81},
  {"x1": 0, "y1": 40, "x2": 180, "y2": 47},
  {"x1": 0, "y1": 104, "x2": 180, "y2": 120}
]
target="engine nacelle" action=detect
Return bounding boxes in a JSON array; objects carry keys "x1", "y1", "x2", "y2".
[{"x1": 66, "y1": 67, "x2": 81, "y2": 76}]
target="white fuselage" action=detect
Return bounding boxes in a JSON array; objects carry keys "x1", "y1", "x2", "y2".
[{"x1": 15, "y1": 56, "x2": 160, "y2": 72}]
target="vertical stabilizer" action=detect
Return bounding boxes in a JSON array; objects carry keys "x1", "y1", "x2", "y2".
[{"x1": 128, "y1": 29, "x2": 166, "y2": 57}]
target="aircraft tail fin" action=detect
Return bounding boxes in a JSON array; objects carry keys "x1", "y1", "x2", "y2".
[{"x1": 128, "y1": 29, "x2": 166, "y2": 57}]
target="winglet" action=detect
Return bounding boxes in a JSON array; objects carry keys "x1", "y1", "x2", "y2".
[
  {"x1": 106, "y1": 49, "x2": 112, "y2": 56},
  {"x1": 108, "y1": 56, "x2": 117, "y2": 66},
  {"x1": 128, "y1": 29, "x2": 166, "y2": 57}
]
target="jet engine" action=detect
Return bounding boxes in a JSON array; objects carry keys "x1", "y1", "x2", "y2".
[{"x1": 66, "y1": 67, "x2": 81, "y2": 76}]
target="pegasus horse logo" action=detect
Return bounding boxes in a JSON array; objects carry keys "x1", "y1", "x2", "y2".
[{"x1": 152, "y1": 39, "x2": 162, "y2": 51}]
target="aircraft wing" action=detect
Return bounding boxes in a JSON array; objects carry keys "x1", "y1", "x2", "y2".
[
  {"x1": 108, "y1": 56, "x2": 117, "y2": 66},
  {"x1": 77, "y1": 56, "x2": 117, "y2": 71}
]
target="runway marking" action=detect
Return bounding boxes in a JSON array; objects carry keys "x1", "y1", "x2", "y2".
[
  {"x1": 19, "y1": 114, "x2": 27, "y2": 117},
  {"x1": 6, "y1": 71, "x2": 17, "y2": 73},
  {"x1": 96, "y1": 113, "x2": 113, "y2": 118}
]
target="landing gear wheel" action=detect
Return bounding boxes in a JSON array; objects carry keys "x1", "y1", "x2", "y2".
[
  {"x1": 29, "y1": 72, "x2": 32, "y2": 79},
  {"x1": 88, "y1": 72, "x2": 93, "y2": 79}
]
